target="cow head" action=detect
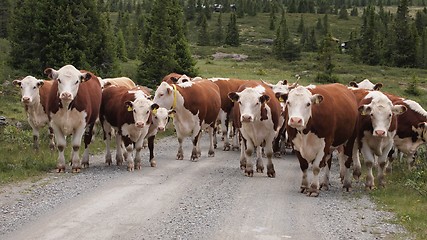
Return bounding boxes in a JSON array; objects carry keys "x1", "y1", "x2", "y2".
[
  {"x1": 152, "y1": 106, "x2": 169, "y2": 132},
  {"x1": 153, "y1": 82, "x2": 175, "y2": 110},
  {"x1": 44, "y1": 65, "x2": 92, "y2": 105},
  {"x1": 349, "y1": 79, "x2": 383, "y2": 91},
  {"x1": 13, "y1": 76, "x2": 44, "y2": 106},
  {"x1": 359, "y1": 92, "x2": 407, "y2": 137},
  {"x1": 228, "y1": 86, "x2": 270, "y2": 123},
  {"x1": 125, "y1": 92, "x2": 155, "y2": 128},
  {"x1": 286, "y1": 86, "x2": 323, "y2": 130}
]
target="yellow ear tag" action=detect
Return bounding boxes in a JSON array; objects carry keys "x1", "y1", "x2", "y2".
[
  {"x1": 169, "y1": 113, "x2": 175, "y2": 118},
  {"x1": 127, "y1": 106, "x2": 133, "y2": 112},
  {"x1": 279, "y1": 97, "x2": 284, "y2": 102},
  {"x1": 152, "y1": 109, "x2": 157, "y2": 115}
]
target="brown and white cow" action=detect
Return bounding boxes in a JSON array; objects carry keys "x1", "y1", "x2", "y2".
[
  {"x1": 284, "y1": 84, "x2": 359, "y2": 196},
  {"x1": 13, "y1": 76, "x2": 55, "y2": 150},
  {"x1": 153, "y1": 80, "x2": 221, "y2": 161},
  {"x1": 44, "y1": 65, "x2": 102, "y2": 173},
  {"x1": 354, "y1": 91, "x2": 406, "y2": 189},
  {"x1": 349, "y1": 79, "x2": 383, "y2": 91},
  {"x1": 100, "y1": 86, "x2": 158, "y2": 171},
  {"x1": 98, "y1": 76, "x2": 137, "y2": 89},
  {"x1": 228, "y1": 81, "x2": 282, "y2": 178}
]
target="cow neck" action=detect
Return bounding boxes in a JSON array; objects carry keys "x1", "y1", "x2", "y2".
[{"x1": 172, "y1": 84, "x2": 178, "y2": 110}]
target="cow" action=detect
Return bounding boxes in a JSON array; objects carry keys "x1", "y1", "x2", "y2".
[
  {"x1": 98, "y1": 76, "x2": 137, "y2": 89},
  {"x1": 44, "y1": 65, "x2": 102, "y2": 173},
  {"x1": 283, "y1": 84, "x2": 359, "y2": 197},
  {"x1": 162, "y1": 72, "x2": 184, "y2": 84},
  {"x1": 153, "y1": 80, "x2": 221, "y2": 161},
  {"x1": 354, "y1": 91, "x2": 406, "y2": 189},
  {"x1": 349, "y1": 79, "x2": 383, "y2": 90},
  {"x1": 100, "y1": 85, "x2": 159, "y2": 171},
  {"x1": 13, "y1": 76, "x2": 55, "y2": 150},
  {"x1": 228, "y1": 81, "x2": 282, "y2": 178}
]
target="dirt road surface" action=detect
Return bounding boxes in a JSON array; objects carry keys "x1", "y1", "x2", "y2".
[{"x1": 1, "y1": 135, "x2": 408, "y2": 240}]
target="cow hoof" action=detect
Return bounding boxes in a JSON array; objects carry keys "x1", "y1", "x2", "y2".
[
  {"x1": 300, "y1": 187, "x2": 307, "y2": 193},
  {"x1": 223, "y1": 145, "x2": 231, "y2": 151},
  {"x1": 150, "y1": 160, "x2": 157, "y2": 167},
  {"x1": 56, "y1": 168, "x2": 65, "y2": 173},
  {"x1": 127, "y1": 166, "x2": 134, "y2": 172},
  {"x1": 82, "y1": 163, "x2": 89, "y2": 168},
  {"x1": 274, "y1": 152, "x2": 281, "y2": 158},
  {"x1": 136, "y1": 164, "x2": 142, "y2": 170},
  {"x1": 245, "y1": 170, "x2": 254, "y2": 177},
  {"x1": 49, "y1": 144, "x2": 55, "y2": 151},
  {"x1": 214, "y1": 143, "x2": 217, "y2": 149},
  {"x1": 267, "y1": 170, "x2": 275, "y2": 178},
  {"x1": 72, "y1": 168, "x2": 81, "y2": 173},
  {"x1": 320, "y1": 183, "x2": 330, "y2": 191},
  {"x1": 208, "y1": 150, "x2": 215, "y2": 157},
  {"x1": 256, "y1": 166, "x2": 264, "y2": 173},
  {"x1": 306, "y1": 190, "x2": 319, "y2": 197},
  {"x1": 232, "y1": 146, "x2": 240, "y2": 151}
]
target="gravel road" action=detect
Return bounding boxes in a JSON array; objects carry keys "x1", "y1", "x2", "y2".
[{"x1": 0, "y1": 134, "x2": 410, "y2": 240}]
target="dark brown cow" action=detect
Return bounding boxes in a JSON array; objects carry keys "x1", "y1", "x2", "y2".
[
  {"x1": 283, "y1": 84, "x2": 359, "y2": 196},
  {"x1": 100, "y1": 86, "x2": 159, "y2": 171},
  {"x1": 153, "y1": 80, "x2": 221, "y2": 161},
  {"x1": 228, "y1": 81, "x2": 282, "y2": 178},
  {"x1": 44, "y1": 65, "x2": 102, "y2": 173},
  {"x1": 13, "y1": 76, "x2": 55, "y2": 150}
]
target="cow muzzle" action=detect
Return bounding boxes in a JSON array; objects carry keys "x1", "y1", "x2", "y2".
[
  {"x1": 22, "y1": 97, "x2": 31, "y2": 104},
  {"x1": 135, "y1": 122, "x2": 145, "y2": 128},
  {"x1": 60, "y1": 92, "x2": 73, "y2": 101},
  {"x1": 241, "y1": 114, "x2": 253, "y2": 122},
  {"x1": 374, "y1": 129, "x2": 387, "y2": 137},
  {"x1": 288, "y1": 117, "x2": 303, "y2": 128},
  {"x1": 157, "y1": 126, "x2": 165, "y2": 132}
]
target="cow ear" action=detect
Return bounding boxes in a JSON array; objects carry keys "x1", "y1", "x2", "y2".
[
  {"x1": 281, "y1": 80, "x2": 288, "y2": 85},
  {"x1": 259, "y1": 94, "x2": 270, "y2": 104},
  {"x1": 311, "y1": 94, "x2": 323, "y2": 104},
  {"x1": 12, "y1": 80, "x2": 22, "y2": 87},
  {"x1": 125, "y1": 101, "x2": 134, "y2": 112},
  {"x1": 44, "y1": 68, "x2": 57, "y2": 79},
  {"x1": 168, "y1": 109, "x2": 176, "y2": 118},
  {"x1": 349, "y1": 81, "x2": 358, "y2": 88},
  {"x1": 359, "y1": 105, "x2": 371, "y2": 115},
  {"x1": 275, "y1": 92, "x2": 288, "y2": 103},
  {"x1": 418, "y1": 122, "x2": 427, "y2": 129},
  {"x1": 37, "y1": 80, "x2": 44, "y2": 88},
  {"x1": 151, "y1": 103, "x2": 159, "y2": 111},
  {"x1": 228, "y1": 92, "x2": 240, "y2": 102},
  {"x1": 80, "y1": 73, "x2": 92, "y2": 82},
  {"x1": 373, "y1": 83, "x2": 383, "y2": 91},
  {"x1": 392, "y1": 105, "x2": 407, "y2": 115}
]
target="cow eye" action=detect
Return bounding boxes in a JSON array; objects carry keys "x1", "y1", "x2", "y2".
[
  {"x1": 58, "y1": 79, "x2": 61, "y2": 83},
  {"x1": 389, "y1": 114, "x2": 392, "y2": 118},
  {"x1": 255, "y1": 102, "x2": 259, "y2": 106},
  {"x1": 75, "y1": 81, "x2": 79, "y2": 84},
  {"x1": 155, "y1": 116, "x2": 158, "y2": 119},
  {"x1": 306, "y1": 103, "x2": 311, "y2": 107},
  {"x1": 33, "y1": 86, "x2": 37, "y2": 89},
  {"x1": 146, "y1": 110, "x2": 149, "y2": 114}
]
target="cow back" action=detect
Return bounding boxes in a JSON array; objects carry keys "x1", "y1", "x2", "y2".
[
  {"x1": 100, "y1": 86, "x2": 139, "y2": 127},
  {"x1": 39, "y1": 80, "x2": 53, "y2": 113}
]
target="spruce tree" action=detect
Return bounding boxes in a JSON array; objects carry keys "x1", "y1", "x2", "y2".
[
  {"x1": 297, "y1": 15, "x2": 305, "y2": 33},
  {"x1": 269, "y1": 7, "x2": 276, "y2": 30},
  {"x1": 213, "y1": 12, "x2": 224, "y2": 45},
  {"x1": 197, "y1": 13, "x2": 210, "y2": 46},
  {"x1": 225, "y1": 13, "x2": 240, "y2": 46},
  {"x1": 116, "y1": 29, "x2": 128, "y2": 61},
  {"x1": 0, "y1": 0, "x2": 10, "y2": 38},
  {"x1": 185, "y1": 0, "x2": 196, "y2": 20},
  {"x1": 338, "y1": 5, "x2": 349, "y2": 20},
  {"x1": 316, "y1": 34, "x2": 338, "y2": 83},
  {"x1": 393, "y1": 0, "x2": 416, "y2": 67}
]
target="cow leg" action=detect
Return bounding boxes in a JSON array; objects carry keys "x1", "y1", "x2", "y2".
[
  {"x1": 219, "y1": 111, "x2": 231, "y2": 151},
  {"x1": 255, "y1": 146, "x2": 264, "y2": 173},
  {"x1": 264, "y1": 140, "x2": 275, "y2": 178},
  {"x1": 102, "y1": 122, "x2": 113, "y2": 165},
  {"x1": 320, "y1": 154, "x2": 332, "y2": 190},
  {"x1": 208, "y1": 127, "x2": 215, "y2": 157},
  {"x1": 244, "y1": 140, "x2": 255, "y2": 177},
  {"x1": 296, "y1": 151, "x2": 309, "y2": 193},
  {"x1": 352, "y1": 143, "x2": 362, "y2": 181},
  {"x1": 115, "y1": 133, "x2": 124, "y2": 165},
  {"x1": 191, "y1": 130, "x2": 202, "y2": 161},
  {"x1": 71, "y1": 126, "x2": 86, "y2": 173},
  {"x1": 32, "y1": 127, "x2": 40, "y2": 150},
  {"x1": 125, "y1": 143, "x2": 134, "y2": 172},
  {"x1": 53, "y1": 127, "x2": 66, "y2": 173},
  {"x1": 48, "y1": 126, "x2": 55, "y2": 151},
  {"x1": 239, "y1": 136, "x2": 247, "y2": 170},
  {"x1": 147, "y1": 135, "x2": 156, "y2": 167},
  {"x1": 134, "y1": 136, "x2": 144, "y2": 170},
  {"x1": 361, "y1": 146, "x2": 376, "y2": 190},
  {"x1": 232, "y1": 127, "x2": 240, "y2": 151},
  {"x1": 377, "y1": 142, "x2": 393, "y2": 188},
  {"x1": 176, "y1": 137, "x2": 184, "y2": 160},
  {"x1": 307, "y1": 152, "x2": 325, "y2": 197},
  {"x1": 81, "y1": 123, "x2": 95, "y2": 168}
]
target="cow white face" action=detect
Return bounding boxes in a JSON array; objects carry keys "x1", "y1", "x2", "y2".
[
  {"x1": 228, "y1": 86, "x2": 270, "y2": 123},
  {"x1": 286, "y1": 86, "x2": 323, "y2": 130},
  {"x1": 153, "y1": 82, "x2": 175, "y2": 109},
  {"x1": 44, "y1": 65, "x2": 91, "y2": 104},
  {"x1": 126, "y1": 93, "x2": 156, "y2": 128},
  {"x1": 359, "y1": 92, "x2": 406, "y2": 137},
  {"x1": 152, "y1": 107, "x2": 169, "y2": 132},
  {"x1": 13, "y1": 76, "x2": 44, "y2": 106}
]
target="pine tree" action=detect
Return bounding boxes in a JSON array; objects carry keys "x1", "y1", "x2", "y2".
[
  {"x1": 360, "y1": 6, "x2": 380, "y2": 65},
  {"x1": 225, "y1": 13, "x2": 240, "y2": 46},
  {"x1": 316, "y1": 33, "x2": 338, "y2": 83},
  {"x1": 273, "y1": 10, "x2": 290, "y2": 59},
  {"x1": 213, "y1": 12, "x2": 224, "y2": 45},
  {"x1": 203, "y1": 0, "x2": 212, "y2": 20},
  {"x1": 185, "y1": 0, "x2": 196, "y2": 20},
  {"x1": 393, "y1": 0, "x2": 416, "y2": 67},
  {"x1": 297, "y1": 15, "x2": 305, "y2": 33},
  {"x1": 306, "y1": 28, "x2": 318, "y2": 52},
  {"x1": 0, "y1": 0, "x2": 11, "y2": 38},
  {"x1": 197, "y1": 13, "x2": 210, "y2": 46},
  {"x1": 269, "y1": 7, "x2": 276, "y2": 30},
  {"x1": 288, "y1": 0, "x2": 297, "y2": 13},
  {"x1": 338, "y1": 5, "x2": 349, "y2": 20},
  {"x1": 9, "y1": 0, "x2": 117, "y2": 76},
  {"x1": 116, "y1": 29, "x2": 128, "y2": 61},
  {"x1": 350, "y1": 7, "x2": 358, "y2": 16}
]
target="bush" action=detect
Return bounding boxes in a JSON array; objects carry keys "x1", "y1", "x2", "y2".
[{"x1": 315, "y1": 73, "x2": 339, "y2": 83}]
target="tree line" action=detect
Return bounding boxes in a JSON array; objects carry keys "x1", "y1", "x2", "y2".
[{"x1": 1, "y1": 0, "x2": 427, "y2": 88}]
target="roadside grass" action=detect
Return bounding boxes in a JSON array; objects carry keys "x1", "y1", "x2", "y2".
[{"x1": 370, "y1": 148, "x2": 427, "y2": 240}]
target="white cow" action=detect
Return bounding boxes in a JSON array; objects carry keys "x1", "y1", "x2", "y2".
[{"x1": 13, "y1": 76, "x2": 55, "y2": 150}]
